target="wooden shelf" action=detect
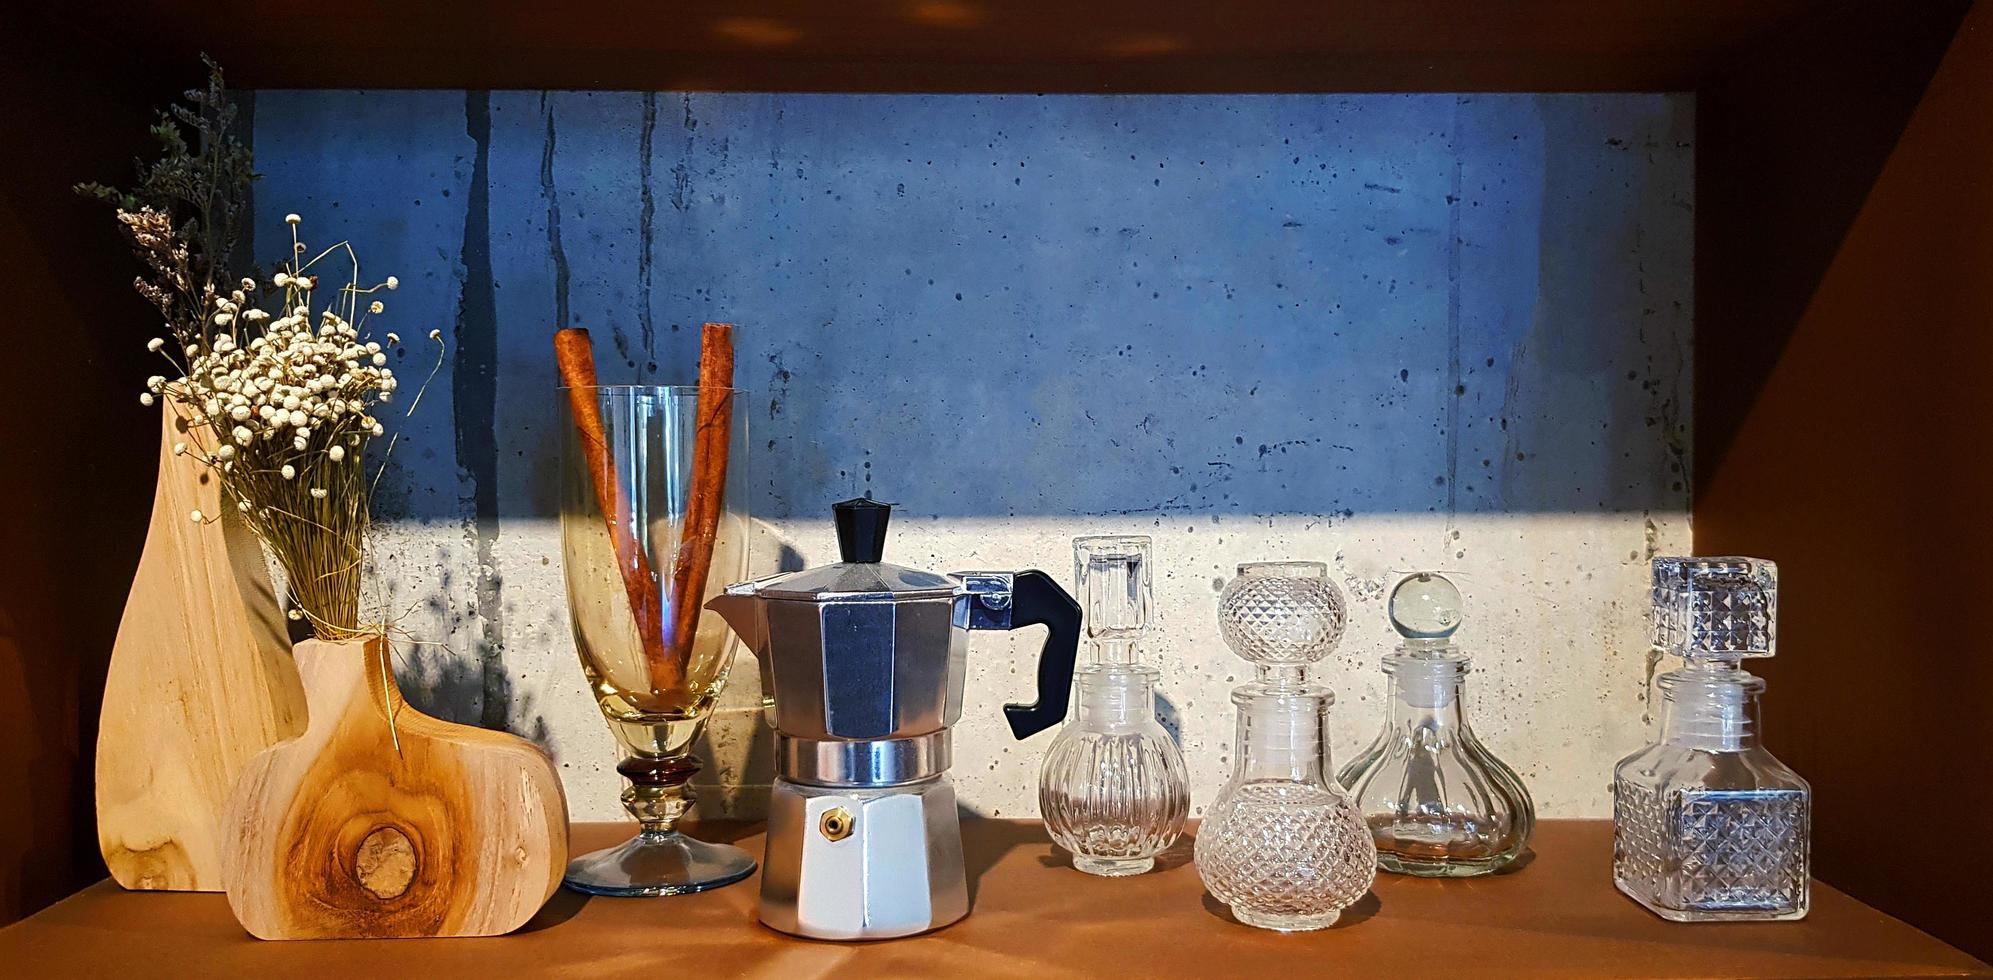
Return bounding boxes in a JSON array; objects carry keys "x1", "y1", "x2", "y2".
[{"x1": 0, "y1": 820, "x2": 1982, "y2": 978}]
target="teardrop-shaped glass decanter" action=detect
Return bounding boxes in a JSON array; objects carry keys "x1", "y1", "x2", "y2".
[
  {"x1": 1195, "y1": 561, "x2": 1376, "y2": 931},
  {"x1": 1038, "y1": 535, "x2": 1190, "y2": 876},
  {"x1": 1338, "y1": 572, "x2": 1535, "y2": 877}
]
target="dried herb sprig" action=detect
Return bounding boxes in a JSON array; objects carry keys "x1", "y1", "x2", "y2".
[{"x1": 77, "y1": 55, "x2": 256, "y2": 349}]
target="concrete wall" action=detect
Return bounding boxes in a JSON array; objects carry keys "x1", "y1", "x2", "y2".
[{"x1": 251, "y1": 92, "x2": 1692, "y2": 821}]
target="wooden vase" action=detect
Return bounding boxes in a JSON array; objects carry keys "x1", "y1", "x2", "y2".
[
  {"x1": 220, "y1": 634, "x2": 570, "y2": 940},
  {"x1": 96, "y1": 404, "x2": 308, "y2": 891}
]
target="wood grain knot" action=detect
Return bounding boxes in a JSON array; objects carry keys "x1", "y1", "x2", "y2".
[{"x1": 354, "y1": 826, "x2": 417, "y2": 900}]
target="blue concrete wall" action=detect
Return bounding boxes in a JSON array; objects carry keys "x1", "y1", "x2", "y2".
[{"x1": 251, "y1": 92, "x2": 1691, "y2": 819}]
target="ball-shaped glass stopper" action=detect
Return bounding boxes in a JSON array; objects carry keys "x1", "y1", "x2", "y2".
[{"x1": 1388, "y1": 572, "x2": 1463, "y2": 639}]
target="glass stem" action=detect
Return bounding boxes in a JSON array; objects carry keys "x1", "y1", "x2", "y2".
[{"x1": 619, "y1": 755, "x2": 701, "y2": 835}]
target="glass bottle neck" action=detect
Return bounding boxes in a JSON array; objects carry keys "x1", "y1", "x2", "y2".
[
  {"x1": 1072, "y1": 664, "x2": 1159, "y2": 734},
  {"x1": 1232, "y1": 690, "x2": 1330, "y2": 784},
  {"x1": 1085, "y1": 637, "x2": 1142, "y2": 667},
  {"x1": 1657, "y1": 665, "x2": 1765, "y2": 752},
  {"x1": 1382, "y1": 646, "x2": 1471, "y2": 730}
]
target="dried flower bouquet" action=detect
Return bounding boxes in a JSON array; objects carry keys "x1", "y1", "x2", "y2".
[{"x1": 139, "y1": 216, "x2": 441, "y2": 638}]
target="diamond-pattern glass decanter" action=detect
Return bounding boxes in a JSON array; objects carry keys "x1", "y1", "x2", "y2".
[
  {"x1": 1195, "y1": 561, "x2": 1376, "y2": 931},
  {"x1": 1613, "y1": 556, "x2": 1810, "y2": 922},
  {"x1": 1038, "y1": 536, "x2": 1190, "y2": 876},
  {"x1": 1339, "y1": 572, "x2": 1534, "y2": 876}
]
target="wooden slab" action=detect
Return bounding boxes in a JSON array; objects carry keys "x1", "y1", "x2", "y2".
[
  {"x1": 95, "y1": 404, "x2": 308, "y2": 891},
  {"x1": 6, "y1": 820, "x2": 1983, "y2": 977},
  {"x1": 220, "y1": 635, "x2": 569, "y2": 939}
]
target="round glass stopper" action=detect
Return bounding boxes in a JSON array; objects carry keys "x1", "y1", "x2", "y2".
[{"x1": 1388, "y1": 572, "x2": 1462, "y2": 639}]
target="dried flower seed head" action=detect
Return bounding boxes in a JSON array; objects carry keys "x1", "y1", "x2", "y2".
[
  {"x1": 189, "y1": 509, "x2": 204, "y2": 523},
  {"x1": 369, "y1": 301, "x2": 384, "y2": 315},
  {"x1": 139, "y1": 392, "x2": 156, "y2": 407},
  {"x1": 285, "y1": 213, "x2": 301, "y2": 225},
  {"x1": 241, "y1": 277, "x2": 257, "y2": 291},
  {"x1": 172, "y1": 442, "x2": 187, "y2": 456},
  {"x1": 328, "y1": 445, "x2": 346, "y2": 462},
  {"x1": 385, "y1": 276, "x2": 399, "y2": 290},
  {"x1": 280, "y1": 464, "x2": 296, "y2": 480},
  {"x1": 147, "y1": 337, "x2": 166, "y2": 352},
  {"x1": 310, "y1": 488, "x2": 328, "y2": 499}
]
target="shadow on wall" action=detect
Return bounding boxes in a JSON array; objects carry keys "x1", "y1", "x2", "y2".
[{"x1": 248, "y1": 91, "x2": 1693, "y2": 524}]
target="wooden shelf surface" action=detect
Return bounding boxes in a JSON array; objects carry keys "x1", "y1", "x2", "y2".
[{"x1": 0, "y1": 820, "x2": 1983, "y2": 978}]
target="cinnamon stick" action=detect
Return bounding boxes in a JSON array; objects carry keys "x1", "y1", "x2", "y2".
[
  {"x1": 667, "y1": 323, "x2": 737, "y2": 676},
  {"x1": 554, "y1": 328, "x2": 675, "y2": 692}
]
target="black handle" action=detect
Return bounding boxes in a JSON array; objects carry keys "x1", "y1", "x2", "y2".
[{"x1": 1000, "y1": 569, "x2": 1082, "y2": 740}]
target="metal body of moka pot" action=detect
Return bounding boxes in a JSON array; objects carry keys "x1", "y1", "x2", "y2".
[{"x1": 706, "y1": 498, "x2": 1080, "y2": 940}]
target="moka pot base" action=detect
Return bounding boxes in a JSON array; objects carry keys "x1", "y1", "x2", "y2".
[{"x1": 758, "y1": 731, "x2": 967, "y2": 940}]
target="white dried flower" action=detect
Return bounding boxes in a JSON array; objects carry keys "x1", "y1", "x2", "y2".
[
  {"x1": 280, "y1": 464, "x2": 296, "y2": 480},
  {"x1": 295, "y1": 241, "x2": 307, "y2": 254},
  {"x1": 172, "y1": 441, "x2": 188, "y2": 456},
  {"x1": 385, "y1": 332, "x2": 400, "y2": 345},
  {"x1": 293, "y1": 436, "x2": 309, "y2": 452},
  {"x1": 139, "y1": 392, "x2": 155, "y2": 407},
  {"x1": 241, "y1": 277, "x2": 257, "y2": 291},
  {"x1": 285, "y1": 213, "x2": 301, "y2": 225},
  {"x1": 310, "y1": 488, "x2": 328, "y2": 499},
  {"x1": 370, "y1": 422, "x2": 385, "y2": 437},
  {"x1": 369, "y1": 301, "x2": 384, "y2": 315},
  {"x1": 328, "y1": 445, "x2": 346, "y2": 462},
  {"x1": 189, "y1": 509, "x2": 204, "y2": 523},
  {"x1": 237, "y1": 499, "x2": 251, "y2": 512},
  {"x1": 290, "y1": 410, "x2": 309, "y2": 428},
  {"x1": 216, "y1": 445, "x2": 235, "y2": 460},
  {"x1": 146, "y1": 337, "x2": 166, "y2": 352},
  {"x1": 371, "y1": 353, "x2": 387, "y2": 367},
  {"x1": 233, "y1": 425, "x2": 253, "y2": 445},
  {"x1": 428, "y1": 329, "x2": 442, "y2": 340},
  {"x1": 273, "y1": 272, "x2": 291, "y2": 287},
  {"x1": 213, "y1": 312, "x2": 234, "y2": 326},
  {"x1": 231, "y1": 405, "x2": 251, "y2": 421}
]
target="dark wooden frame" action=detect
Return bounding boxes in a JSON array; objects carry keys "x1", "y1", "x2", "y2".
[{"x1": 3, "y1": 0, "x2": 1983, "y2": 958}]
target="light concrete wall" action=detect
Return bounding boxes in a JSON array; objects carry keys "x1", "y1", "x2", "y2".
[{"x1": 251, "y1": 92, "x2": 1692, "y2": 820}]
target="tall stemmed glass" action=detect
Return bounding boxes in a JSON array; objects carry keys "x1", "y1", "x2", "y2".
[{"x1": 559, "y1": 385, "x2": 754, "y2": 895}]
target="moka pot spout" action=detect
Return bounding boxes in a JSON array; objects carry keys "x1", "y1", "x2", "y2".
[{"x1": 703, "y1": 583, "x2": 769, "y2": 661}]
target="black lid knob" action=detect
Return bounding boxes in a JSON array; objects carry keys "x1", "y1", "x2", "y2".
[{"x1": 832, "y1": 497, "x2": 893, "y2": 563}]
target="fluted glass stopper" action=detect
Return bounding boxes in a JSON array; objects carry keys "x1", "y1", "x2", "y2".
[
  {"x1": 1339, "y1": 572, "x2": 1534, "y2": 877},
  {"x1": 1074, "y1": 535, "x2": 1154, "y2": 665},
  {"x1": 1197, "y1": 561, "x2": 1374, "y2": 930},
  {"x1": 1039, "y1": 535, "x2": 1187, "y2": 876}
]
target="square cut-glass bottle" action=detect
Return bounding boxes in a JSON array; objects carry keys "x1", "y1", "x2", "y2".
[{"x1": 1613, "y1": 556, "x2": 1810, "y2": 922}]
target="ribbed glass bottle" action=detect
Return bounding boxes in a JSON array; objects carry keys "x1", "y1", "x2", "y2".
[
  {"x1": 1339, "y1": 572, "x2": 1534, "y2": 877},
  {"x1": 1037, "y1": 535, "x2": 1189, "y2": 876},
  {"x1": 1040, "y1": 661, "x2": 1190, "y2": 876}
]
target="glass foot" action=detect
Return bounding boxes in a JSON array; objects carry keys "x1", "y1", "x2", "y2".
[
  {"x1": 1074, "y1": 855, "x2": 1155, "y2": 877},
  {"x1": 563, "y1": 829, "x2": 756, "y2": 897},
  {"x1": 1232, "y1": 905, "x2": 1339, "y2": 932}
]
